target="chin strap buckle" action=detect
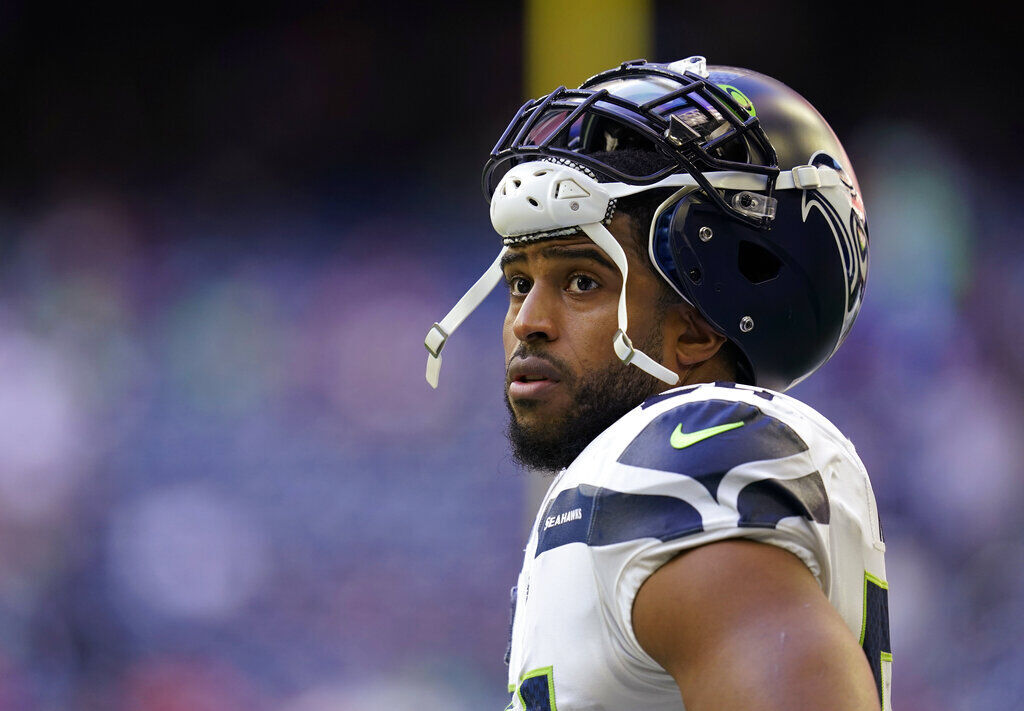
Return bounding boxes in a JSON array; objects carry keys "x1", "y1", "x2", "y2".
[
  {"x1": 424, "y1": 322, "x2": 449, "y2": 389},
  {"x1": 424, "y1": 322, "x2": 449, "y2": 359},
  {"x1": 613, "y1": 329, "x2": 635, "y2": 365},
  {"x1": 613, "y1": 328, "x2": 679, "y2": 385}
]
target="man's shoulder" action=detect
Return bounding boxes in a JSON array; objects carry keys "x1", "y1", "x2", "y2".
[
  {"x1": 541, "y1": 381, "x2": 848, "y2": 580},
  {"x1": 577, "y1": 380, "x2": 859, "y2": 479}
]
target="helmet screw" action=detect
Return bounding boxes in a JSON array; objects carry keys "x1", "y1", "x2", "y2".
[
  {"x1": 698, "y1": 226, "x2": 713, "y2": 242},
  {"x1": 739, "y1": 316, "x2": 754, "y2": 333},
  {"x1": 570, "y1": 201, "x2": 580, "y2": 211}
]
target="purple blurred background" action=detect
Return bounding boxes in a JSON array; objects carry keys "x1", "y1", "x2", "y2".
[{"x1": 0, "y1": 2, "x2": 1021, "y2": 709}]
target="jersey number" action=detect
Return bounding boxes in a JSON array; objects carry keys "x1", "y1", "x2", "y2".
[
  {"x1": 508, "y1": 666, "x2": 557, "y2": 711},
  {"x1": 861, "y1": 573, "x2": 892, "y2": 709}
]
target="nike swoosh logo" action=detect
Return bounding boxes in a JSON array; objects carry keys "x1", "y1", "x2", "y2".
[{"x1": 670, "y1": 421, "x2": 745, "y2": 449}]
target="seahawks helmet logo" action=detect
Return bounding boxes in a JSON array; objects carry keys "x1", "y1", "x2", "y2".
[{"x1": 802, "y1": 152, "x2": 869, "y2": 345}]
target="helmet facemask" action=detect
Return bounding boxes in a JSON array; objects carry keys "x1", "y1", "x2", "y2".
[{"x1": 482, "y1": 58, "x2": 780, "y2": 230}]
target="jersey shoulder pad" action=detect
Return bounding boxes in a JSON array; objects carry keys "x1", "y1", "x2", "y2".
[
  {"x1": 618, "y1": 382, "x2": 807, "y2": 471},
  {"x1": 610, "y1": 382, "x2": 830, "y2": 529}
]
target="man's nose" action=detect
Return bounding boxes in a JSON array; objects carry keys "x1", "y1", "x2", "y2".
[{"x1": 512, "y1": 285, "x2": 559, "y2": 343}]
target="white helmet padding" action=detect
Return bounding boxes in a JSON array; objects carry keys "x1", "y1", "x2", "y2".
[
  {"x1": 489, "y1": 162, "x2": 612, "y2": 238},
  {"x1": 424, "y1": 160, "x2": 843, "y2": 387}
]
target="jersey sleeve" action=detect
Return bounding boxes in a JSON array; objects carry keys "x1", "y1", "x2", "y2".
[{"x1": 585, "y1": 395, "x2": 836, "y2": 667}]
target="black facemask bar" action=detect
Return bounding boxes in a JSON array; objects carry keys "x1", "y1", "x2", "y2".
[{"x1": 482, "y1": 61, "x2": 781, "y2": 230}]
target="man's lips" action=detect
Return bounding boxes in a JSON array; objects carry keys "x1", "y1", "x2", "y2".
[{"x1": 507, "y1": 356, "x2": 563, "y2": 399}]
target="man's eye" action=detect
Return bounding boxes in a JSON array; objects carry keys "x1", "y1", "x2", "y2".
[
  {"x1": 568, "y1": 275, "x2": 599, "y2": 293},
  {"x1": 509, "y1": 277, "x2": 532, "y2": 296}
]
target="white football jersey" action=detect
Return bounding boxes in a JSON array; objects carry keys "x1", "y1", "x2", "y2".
[{"x1": 505, "y1": 382, "x2": 891, "y2": 711}]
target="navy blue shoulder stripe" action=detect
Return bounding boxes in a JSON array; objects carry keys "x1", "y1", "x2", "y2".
[
  {"x1": 535, "y1": 484, "x2": 702, "y2": 556},
  {"x1": 618, "y1": 399, "x2": 807, "y2": 499},
  {"x1": 737, "y1": 471, "x2": 830, "y2": 527},
  {"x1": 534, "y1": 472, "x2": 830, "y2": 557}
]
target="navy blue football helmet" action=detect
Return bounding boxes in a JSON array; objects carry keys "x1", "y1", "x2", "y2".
[{"x1": 479, "y1": 56, "x2": 869, "y2": 392}]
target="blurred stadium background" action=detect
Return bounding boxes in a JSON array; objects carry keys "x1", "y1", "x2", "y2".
[{"x1": 0, "y1": 1, "x2": 1021, "y2": 708}]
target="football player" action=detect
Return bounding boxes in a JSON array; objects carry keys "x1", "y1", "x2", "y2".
[{"x1": 425, "y1": 57, "x2": 890, "y2": 711}]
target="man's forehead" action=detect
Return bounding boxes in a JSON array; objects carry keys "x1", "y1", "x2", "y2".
[
  {"x1": 510, "y1": 232, "x2": 591, "y2": 255},
  {"x1": 501, "y1": 215, "x2": 642, "y2": 265},
  {"x1": 501, "y1": 236, "x2": 615, "y2": 270}
]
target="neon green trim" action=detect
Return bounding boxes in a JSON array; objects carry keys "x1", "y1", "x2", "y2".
[
  {"x1": 865, "y1": 571, "x2": 888, "y2": 589},
  {"x1": 881, "y1": 651, "x2": 893, "y2": 663},
  {"x1": 716, "y1": 84, "x2": 756, "y2": 117},
  {"x1": 508, "y1": 683, "x2": 516, "y2": 693},
  {"x1": 516, "y1": 666, "x2": 557, "y2": 711},
  {"x1": 670, "y1": 421, "x2": 744, "y2": 449},
  {"x1": 859, "y1": 571, "x2": 889, "y2": 645}
]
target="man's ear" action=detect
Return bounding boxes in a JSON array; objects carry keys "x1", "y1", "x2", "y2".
[{"x1": 664, "y1": 301, "x2": 727, "y2": 367}]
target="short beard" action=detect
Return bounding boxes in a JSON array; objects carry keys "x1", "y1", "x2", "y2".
[{"x1": 505, "y1": 327, "x2": 666, "y2": 474}]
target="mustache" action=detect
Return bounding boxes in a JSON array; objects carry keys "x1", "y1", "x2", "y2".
[{"x1": 505, "y1": 344, "x2": 574, "y2": 384}]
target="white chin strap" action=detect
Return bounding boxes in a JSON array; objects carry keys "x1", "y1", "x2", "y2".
[
  {"x1": 578, "y1": 222, "x2": 679, "y2": 385},
  {"x1": 424, "y1": 248, "x2": 507, "y2": 389}
]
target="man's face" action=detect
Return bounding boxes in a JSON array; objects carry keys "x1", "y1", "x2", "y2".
[{"x1": 501, "y1": 214, "x2": 672, "y2": 472}]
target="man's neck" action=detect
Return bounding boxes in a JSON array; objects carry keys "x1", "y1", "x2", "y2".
[{"x1": 672, "y1": 357, "x2": 737, "y2": 391}]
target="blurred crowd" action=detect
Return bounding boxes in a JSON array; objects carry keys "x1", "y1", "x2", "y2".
[
  {"x1": 0, "y1": 186, "x2": 525, "y2": 708},
  {"x1": 0, "y1": 109, "x2": 1022, "y2": 711}
]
